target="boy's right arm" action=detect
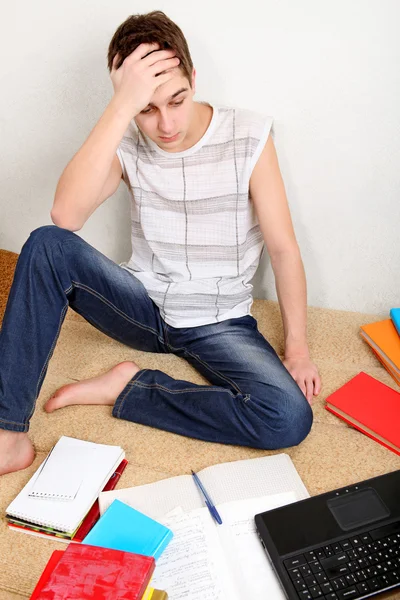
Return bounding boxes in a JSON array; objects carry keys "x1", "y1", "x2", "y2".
[
  {"x1": 51, "y1": 99, "x2": 131, "y2": 231},
  {"x1": 51, "y1": 43, "x2": 180, "y2": 231}
]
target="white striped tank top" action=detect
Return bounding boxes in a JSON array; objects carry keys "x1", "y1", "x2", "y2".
[{"x1": 117, "y1": 104, "x2": 273, "y2": 328}]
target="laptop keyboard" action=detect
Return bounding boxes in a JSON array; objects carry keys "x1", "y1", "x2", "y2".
[{"x1": 284, "y1": 521, "x2": 400, "y2": 599}]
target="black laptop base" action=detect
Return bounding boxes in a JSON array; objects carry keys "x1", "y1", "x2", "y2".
[{"x1": 255, "y1": 469, "x2": 400, "y2": 599}]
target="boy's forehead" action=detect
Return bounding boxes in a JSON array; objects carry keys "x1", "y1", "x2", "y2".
[{"x1": 149, "y1": 71, "x2": 190, "y2": 106}]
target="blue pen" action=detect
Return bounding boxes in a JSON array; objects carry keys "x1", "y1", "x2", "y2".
[{"x1": 191, "y1": 470, "x2": 223, "y2": 525}]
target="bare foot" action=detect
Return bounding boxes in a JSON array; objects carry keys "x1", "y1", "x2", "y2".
[
  {"x1": 45, "y1": 361, "x2": 140, "y2": 413},
  {"x1": 0, "y1": 430, "x2": 35, "y2": 476}
]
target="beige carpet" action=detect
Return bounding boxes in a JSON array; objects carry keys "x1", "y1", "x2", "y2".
[{"x1": 0, "y1": 250, "x2": 399, "y2": 599}]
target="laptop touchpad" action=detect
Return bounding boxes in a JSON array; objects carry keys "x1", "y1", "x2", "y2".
[{"x1": 327, "y1": 488, "x2": 390, "y2": 531}]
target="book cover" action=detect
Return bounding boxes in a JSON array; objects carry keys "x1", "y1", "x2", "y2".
[
  {"x1": 325, "y1": 371, "x2": 400, "y2": 455},
  {"x1": 31, "y1": 551, "x2": 158, "y2": 600},
  {"x1": 8, "y1": 459, "x2": 128, "y2": 543},
  {"x1": 390, "y1": 308, "x2": 400, "y2": 336},
  {"x1": 34, "y1": 544, "x2": 155, "y2": 599},
  {"x1": 83, "y1": 499, "x2": 173, "y2": 560},
  {"x1": 360, "y1": 319, "x2": 400, "y2": 385},
  {"x1": 30, "y1": 551, "x2": 63, "y2": 599}
]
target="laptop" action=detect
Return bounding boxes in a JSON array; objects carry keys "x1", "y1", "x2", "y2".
[{"x1": 255, "y1": 469, "x2": 400, "y2": 599}]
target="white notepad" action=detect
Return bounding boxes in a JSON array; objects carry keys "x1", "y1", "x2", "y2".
[
  {"x1": 6, "y1": 436, "x2": 124, "y2": 533},
  {"x1": 29, "y1": 444, "x2": 94, "y2": 501}
]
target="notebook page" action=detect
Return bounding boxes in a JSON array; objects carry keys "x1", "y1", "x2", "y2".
[
  {"x1": 29, "y1": 443, "x2": 95, "y2": 501},
  {"x1": 197, "y1": 453, "x2": 309, "y2": 504},
  {"x1": 152, "y1": 507, "x2": 239, "y2": 600},
  {"x1": 99, "y1": 453, "x2": 308, "y2": 519},
  {"x1": 99, "y1": 475, "x2": 198, "y2": 518},
  {"x1": 216, "y1": 492, "x2": 297, "y2": 599},
  {"x1": 6, "y1": 437, "x2": 124, "y2": 532}
]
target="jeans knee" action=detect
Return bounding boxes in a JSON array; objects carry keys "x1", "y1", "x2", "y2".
[
  {"x1": 255, "y1": 387, "x2": 313, "y2": 450},
  {"x1": 284, "y1": 394, "x2": 313, "y2": 446},
  {"x1": 26, "y1": 225, "x2": 74, "y2": 248}
]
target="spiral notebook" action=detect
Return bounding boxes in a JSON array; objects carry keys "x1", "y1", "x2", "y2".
[{"x1": 6, "y1": 436, "x2": 125, "y2": 534}]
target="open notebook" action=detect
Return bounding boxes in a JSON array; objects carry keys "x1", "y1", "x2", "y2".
[
  {"x1": 99, "y1": 453, "x2": 308, "y2": 517},
  {"x1": 6, "y1": 436, "x2": 124, "y2": 534},
  {"x1": 153, "y1": 493, "x2": 297, "y2": 599},
  {"x1": 99, "y1": 454, "x2": 307, "y2": 599}
]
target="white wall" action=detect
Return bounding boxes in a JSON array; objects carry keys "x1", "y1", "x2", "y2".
[{"x1": 1, "y1": 0, "x2": 399, "y2": 314}]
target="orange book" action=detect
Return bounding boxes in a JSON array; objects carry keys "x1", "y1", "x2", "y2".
[
  {"x1": 369, "y1": 346, "x2": 400, "y2": 386},
  {"x1": 360, "y1": 318, "x2": 400, "y2": 386},
  {"x1": 325, "y1": 371, "x2": 400, "y2": 455}
]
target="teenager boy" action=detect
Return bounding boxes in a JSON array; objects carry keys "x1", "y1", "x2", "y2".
[{"x1": 0, "y1": 11, "x2": 320, "y2": 475}]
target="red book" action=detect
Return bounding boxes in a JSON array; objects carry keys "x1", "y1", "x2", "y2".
[
  {"x1": 32, "y1": 544, "x2": 155, "y2": 599},
  {"x1": 30, "y1": 551, "x2": 63, "y2": 600},
  {"x1": 73, "y1": 459, "x2": 128, "y2": 542},
  {"x1": 325, "y1": 371, "x2": 400, "y2": 455}
]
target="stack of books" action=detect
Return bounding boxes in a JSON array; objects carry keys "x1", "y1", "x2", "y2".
[
  {"x1": 6, "y1": 436, "x2": 127, "y2": 542},
  {"x1": 360, "y1": 308, "x2": 400, "y2": 386},
  {"x1": 6, "y1": 436, "x2": 170, "y2": 599},
  {"x1": 28, "y1": 498, "x2": 171, "y2": 599}
]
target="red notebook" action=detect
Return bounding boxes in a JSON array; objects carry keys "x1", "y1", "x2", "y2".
[
  {"x1": 31, "y1": 544, "x2": 155, "y2": 599},
  {"x1": 325, "y1": 371, "x2": 400, "y2": 455}
]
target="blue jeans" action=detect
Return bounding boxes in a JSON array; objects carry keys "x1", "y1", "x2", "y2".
[{"x1": 0, "y1": 226, "x2": 313, "y2": 449}]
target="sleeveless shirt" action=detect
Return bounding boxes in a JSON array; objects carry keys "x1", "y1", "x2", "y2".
[{"x1": 116, "y1": 104, "x2": 273, "y2": 328}]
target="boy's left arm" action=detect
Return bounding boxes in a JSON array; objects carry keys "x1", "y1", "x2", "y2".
[{"x1": 249, "y1": 135, "x2": 321, "y2": 404}]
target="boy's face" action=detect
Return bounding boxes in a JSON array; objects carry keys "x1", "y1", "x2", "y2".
[{"x1": 134, "y1": 68, "x2": 196, "y2": 152}]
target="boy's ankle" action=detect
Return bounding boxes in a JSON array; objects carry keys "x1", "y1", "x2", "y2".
[{"x1": 0, "y1": 430, "x2": 35, "y2": 476}]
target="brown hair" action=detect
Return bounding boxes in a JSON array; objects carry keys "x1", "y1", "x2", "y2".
[{"x1": 107, "y1": 11, "x2": 194, "y2": 87}]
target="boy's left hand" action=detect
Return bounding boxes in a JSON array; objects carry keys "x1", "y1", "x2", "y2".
[{"x1": 283, "y1": 356, "x2": 321, "y2": 404}]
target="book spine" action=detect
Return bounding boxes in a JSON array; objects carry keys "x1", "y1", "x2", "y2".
[
  {"x1": 325, "y1": 406, "x2": 400, "y2": 456},
  {"x1": 152, "y1": 529, "x2": 174, "y2": 560},
  {"x1": 73, "y1": 459, "x2": 128, "y2": 542}
]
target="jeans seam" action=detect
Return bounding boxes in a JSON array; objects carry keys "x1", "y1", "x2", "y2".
[
  {"x1": 160, "y1": 325, "x2": 243, "y2": 395},
  {"x1": 115, "y1": 369, "x2": 149, "y2": 418},
  {"x1": 0, "y1": 417, "x2": 27, "y2": 426},
  {"x1": 162, "y1": 321, "x2": 171, "y2": 346},
  {"x1": 130, "y1": 382, "x2": 236, "y2": 396},
  {"x1": 70, "y1": 281, "x2": 164, "y2": 343},
  {"x1": 32, "y1": 302, "x2": 69, "y2": 420},
  {"x1": 182, "y1": 348, "x2": 243, "y2": 396}
]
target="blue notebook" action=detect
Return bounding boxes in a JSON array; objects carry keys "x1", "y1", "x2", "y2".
[
  {"x1": 83, "y1": 499, "x2": 173, "y2": 559},
  {"x1": 390, "y1": 308, "x2": 400, "y2": 336}
]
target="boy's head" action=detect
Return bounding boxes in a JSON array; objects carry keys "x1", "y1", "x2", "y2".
[
  {"x1": 108, "y1": 11, "x2": 197, "y2": 151},
  {"x1": 107, "y1": 11, "x2": 193, "y2": 86}
]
